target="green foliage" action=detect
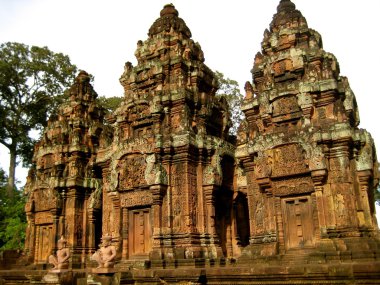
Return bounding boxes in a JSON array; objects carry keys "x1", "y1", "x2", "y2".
[
  {"x1": 97, "y1": 95, "x2": 123, "y2": 114},
  {"x1": 0, "y1": 42, "x2": 77, "y2": 190},
  {"x1": 214, "y1": 71, "x2": 244, "y2": 135},
  {"x1": 0, "y1": 168, "x2": 26, "y2": 250},
  {"x1": 375, "y1": 184, "x2": 380, "y2": 205}
]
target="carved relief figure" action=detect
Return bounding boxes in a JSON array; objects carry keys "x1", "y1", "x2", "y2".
[
  {"x1": 145, "y1": 153, "x2": 168, "y2": 185},
  {"x1": 203, "y1": 151, "x2": 222, "y2": 185},
  {"x1": 254, "y1": 152, "x2": 271, "y2": 178},
  {"x1": 88, "y1": 178, "x2": 103, "y2": 209}
]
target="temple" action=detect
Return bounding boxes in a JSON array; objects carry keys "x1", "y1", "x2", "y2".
[{"x1": 2, "y1": 1, "x2": 380, "y2": 284}]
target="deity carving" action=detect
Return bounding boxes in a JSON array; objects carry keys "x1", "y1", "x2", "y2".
[
  {"x1": 254, "y1": 152, "x2": 272, "y2": 178},
  {"x1": 88, "y1": 178, "x2": 103, "y2": 209},
  {"x1": 144, "y1": 154, "x2": 168, "y2": 185},
  {"x1": 236, "y1": 165, "x2": 248, "y2": 189},
  {"x1": 308, "y1": 146, "x2": 326, "y2": 170},
  {"x1": 203, "y1": 152, "x2": 222, "y2": 186}
]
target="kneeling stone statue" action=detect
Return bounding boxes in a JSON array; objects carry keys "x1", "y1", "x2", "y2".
[
  {"x1": 91, "y1": 234, "x2": 116, "y2": 268},
  {"x1": 48, "y1": 236, "x2": 70, "y2": 270}
]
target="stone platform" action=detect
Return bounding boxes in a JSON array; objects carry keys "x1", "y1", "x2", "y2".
[{"x1": 1, "y1": 260, "x2": 380, "y2": 285}]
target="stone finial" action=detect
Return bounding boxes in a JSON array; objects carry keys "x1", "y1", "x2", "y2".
[
  {"x1": 244, "y1": 81, "x2": 253, "y2": 99},
  {"x1": 270, "y1": 0, "x2": 306, "y2": 31},
  {"x1": 160, "y1": 3, "x2": 179, "y2": 17},
  {"x1": 149, "y1": 4, "x2": 191, "y2": 37},
  {"x1": 75, "y1": 70, "x2": 91, "y2": 84},
  {"x1": 277, "y1": 0, "x2": 296, "y2": 13}
]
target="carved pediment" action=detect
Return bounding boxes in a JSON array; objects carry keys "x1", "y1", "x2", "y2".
[
  {"x1": 270, "y1": 143, "x2": 309, "y2": 177},
  {"x1": 116, "y1": 154, "x2": 147, "y2": 191},
  {"x1": 272, "y1": 95, "x2": 302, "y2": 123}
]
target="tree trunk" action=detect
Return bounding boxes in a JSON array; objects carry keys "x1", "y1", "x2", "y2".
[{"x1": 7, "y1": 146, "x2": 17, "y2": 198}]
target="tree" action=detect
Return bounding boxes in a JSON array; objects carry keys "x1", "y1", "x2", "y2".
[
  {"x1": 214, "y1": 71, "x2": 244, "y2": 135},
  {"x1": 0, "y1": 42, "x2": 77, "y2": 195},
  {"x1": 97, "y1": 95, "x2": 123, "y2": 115},
  {"x1": 375, "y1": 184, "x2": 380, "y2": 206},
  {"x1": 0, "y1": 167, "x2": 26, "y2": 250}
]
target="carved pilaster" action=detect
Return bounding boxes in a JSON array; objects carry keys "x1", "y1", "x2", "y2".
[
  {"x1": 311, "y1": 169, "x2": 327, "y2": 236},
  {"x1": 357, "y1": 170, "x2": 373, "y2": 228},
  {"x1": 203, "y1": 184, "x2": 223, "y2": 259},
  {"x1": 26, "y1": 213, "x2": 36, "y2": 261},
  {"x1": 151, "y1": 184, "x2": 167, "y2": 236},
  {"x1": 121, "y1": 207, "x2": 128, "y2": 260},
  {"x1": 203, "y1": 185, "x2": 217, "y2": 236},
  {"x1": 87, "y1": 208, "x2": 99, "y2": 254},
  {"x1": 51, "y1": 209, "x2": 59, "y2": 254},
  {"x1": 106, "y1": 192, "x2": 121, "y2": 243}
]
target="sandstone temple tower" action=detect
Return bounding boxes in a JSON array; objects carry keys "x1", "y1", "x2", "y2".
[
  {"x1": 236, "y1": 0, "x2": 379, "y2": 260},
  {"x1": 97, "y1": 3, "x2": 235, "y2": 263},
  {"x1": 17, "y1": 0, "x2": 380, "y2": 283},
  {"x1": 23, "y1": 70, "x2": 106, "y2": 265}
]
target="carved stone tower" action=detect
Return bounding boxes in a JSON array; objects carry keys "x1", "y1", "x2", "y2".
[
  {"x1": 24, "y1": 71, "x2": 105, "y2": 266},
  {"x1": 237, "y1": 0, "x2": 380, "y2": 260},
  {"x1": 96, "y1": 4, "x2": 236, "y2": 264}
]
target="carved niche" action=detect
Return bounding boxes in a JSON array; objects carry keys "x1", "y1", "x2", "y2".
[
  {"x1": 273, "y1": 59, "x2": 293, "y2": 77},
  {"x1": 272, "y1": 95, "x2": 301, "y2": 118}
]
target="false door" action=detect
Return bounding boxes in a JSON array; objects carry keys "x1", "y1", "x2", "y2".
[
  {"x1": 128, "y1": 208, "x2": 152, "y2": 257},
  {"x1": 282, "y1": 196, "x2": 315, "y2": 249},
  {"x1": 35, "y1": 224, "x2": 53, "y2": 263}
]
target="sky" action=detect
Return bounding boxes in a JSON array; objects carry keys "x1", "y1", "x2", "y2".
[{"x1": 1, "y1": 0, "x2": 380, "y2": 219}]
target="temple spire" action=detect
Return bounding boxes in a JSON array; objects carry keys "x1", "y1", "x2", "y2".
[
  {"x1": 270, "y1": 0, "x2": 307, "y2": 32},
  {"x1": 277, "y1": 0, "x2": 296, "y2": 13}
]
